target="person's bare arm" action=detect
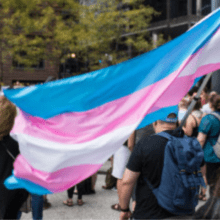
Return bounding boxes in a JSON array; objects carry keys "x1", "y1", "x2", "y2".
[
  {"x1": 119, "y1": 169, "x2": 140, "y2": 220},
  {"x1": 197, "y1": 132, "x2": 207, "y2": 148},
  {"x1": 182, "y1": 116, "x2": 194, "y2": 136},
  {"x1": 127, "y1": 131, "x2": 136, "y2": 152}
]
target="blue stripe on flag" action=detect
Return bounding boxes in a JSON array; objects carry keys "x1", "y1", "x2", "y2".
[
  {"x1": 4, "y1": 174, "x2": 52, "y2": 195},
  {"x1": 4, "y1": 8, "x2": 220, "y2": 118}
]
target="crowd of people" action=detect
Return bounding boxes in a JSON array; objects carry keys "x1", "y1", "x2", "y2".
[
  {"x1": 105, "y1": 86, "x2": 220, "y2": 219},
  {"x1": 1, "y1": 85, "x2": 220, "y2": 220}
]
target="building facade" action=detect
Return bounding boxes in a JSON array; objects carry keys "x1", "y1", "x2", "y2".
[
  {"x1": 1, "y1": 53, "x2": 59, "y2": 86},
  {"x1": 146, "y1": 0, "x2": 215, "y2": 41}
]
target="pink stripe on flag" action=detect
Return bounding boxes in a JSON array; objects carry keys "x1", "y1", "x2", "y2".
[
  {"x1": 153, "y1": 63, "x2": 220, "y2": 113},
  {"x1": 11, "y1": 62, "x2": 220, "y2": 145},
  {"x1": 11, "y1": 69, "x2": 179, "y2": 144},
  {"x1": 14, "y1": 155, "x2": 102, "y2": 193}
]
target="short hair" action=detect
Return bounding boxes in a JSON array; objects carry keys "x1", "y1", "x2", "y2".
[
  {"x1": 179, "y1": 98, "x2": 190, "y2": 109},
  {"x1": 209, "y1": 91, "x2": 218, "y2": 102},
  {"x1": 193, "y1": 98, "x2": 201, "y2": 111},
  {"x1": 211, "y1": 95, "x2": 220, "y2": 111},
  {"x1": 0, "y1": 96, "x2": 16, "y2": 141},
  {"x1": 188, "y1": 86, "x2": 198, "y2": 96}
]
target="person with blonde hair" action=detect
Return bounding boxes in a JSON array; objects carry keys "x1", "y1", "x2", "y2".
[
  {"x1": 178, "y1": 97, "x2": 190, "y2": 123},
  {"x1": 0, "y1": 96, "x2": 28, "y2": 219}
]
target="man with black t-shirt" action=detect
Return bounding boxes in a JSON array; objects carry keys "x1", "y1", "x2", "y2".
[{"x1": 118, "y1": 113, "x2": 179, "y2": 220}]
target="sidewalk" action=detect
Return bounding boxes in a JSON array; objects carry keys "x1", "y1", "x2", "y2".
[
  {"x1": 21, "y1": 160, "x2": 120, "y2": 220},
  {"x1": 21, "y1": 160, "x2": 208, "y2": 220}
]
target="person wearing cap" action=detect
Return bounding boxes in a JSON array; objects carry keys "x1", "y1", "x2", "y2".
[{"x1": 118, "y1": 113, "x2": 179, "y2": 220}]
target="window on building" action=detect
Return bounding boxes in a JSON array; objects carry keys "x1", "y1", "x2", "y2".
[
  {"x1": 202, "y1": 0, "x2": 211, "y2": 15},
  {"x1": 192, "y1": 0, "x2": 196, "y2": 14},
  {"x1": 171, "y1": 0, "x2": 187, "y2": 18}
]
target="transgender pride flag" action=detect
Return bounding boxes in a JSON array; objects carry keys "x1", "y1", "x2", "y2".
[{"x1": 4, "y1": 8, "x2": 220, "y2": 195}]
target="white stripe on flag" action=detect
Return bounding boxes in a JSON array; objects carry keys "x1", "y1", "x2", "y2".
[{"x1": 11, "y1": 122, "x2": 138, "y2": 172}]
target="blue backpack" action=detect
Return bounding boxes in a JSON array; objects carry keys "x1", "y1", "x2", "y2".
[{"x1": 148, "y1": 131, "x2": 205, "y2": 215}]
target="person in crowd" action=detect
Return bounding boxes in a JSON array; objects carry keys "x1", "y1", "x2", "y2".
[
  {"x1": 31, "y1": 194, "x2": 44, "y2": 220},
  {"x1": 78, "y1": 176, "x2": 96, "y2": 195},
  {"x1": 178, "y1": 98, "x2": 190, "y2": 123},
  {"x1": 118, "y1": 113, "x2": 180, "y2": 220},
  {"x1": 200, "y1": 87, "x2": 209, "y2": 106},
  {"x1": 130, "y1": 123, "x2": 156, "y2": 213},
  {"x1": 201, "y1": 91, "x2": 218, "y2": 115},
  {"x1": 182, "y1": 98, "x2": 202, "y2": 137},
  {"x1": 185, "y1": 86, "x2": 198, "y2": 102},
  {"x1": 91, "y1": 173, "x2": 97, "y2": 194},
  {"x1": 102, "y1": 156, "x2": 117, "y2": 190},
  {"x1": 0, "y1": 96, "x2": 29, "y2": 219},
  {"x1": 194, "y1": 169, "x2": 220, "y2": 219},
  {"x1": 63, "y1": 182, "x2": 85, "y2": 207},
  {"x1": 43, "y1": 195, "x2": 51, "y2": 209},
  {"x1": 182, "y1": 98, "x2": 207, "y2": 201},
  {"x1": 197, "y1": 95, "x2": 220, "y2": 196},
  {"x1": 111, "y1": 131, "x2": 136, "y2": 211}
]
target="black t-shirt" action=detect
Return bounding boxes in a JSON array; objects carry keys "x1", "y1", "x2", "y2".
[
  {"x1": 127, "y1": 130, "x2": 177, "y2": 219},
  {"x1": 135, "y1": 124, "x2": 155, "y2": 144}
]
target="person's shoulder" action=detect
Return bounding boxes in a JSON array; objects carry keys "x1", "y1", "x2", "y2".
[
  {"x1": 201, "y1": 113, "x2": 213, "y2": 121},
  {"x1": 4, "y1": 135, "x2": 17, "y2": 144},
  {"x1": 186, "y1": 114, "x2": 196, "y2": 124},
  {"x1": 203, "y1": 113, "x2": 220, "y2": 123},
  {"x1": 138, "y1": 133, "x2": 168, "y2": 152},
  {"x1": 139, "y1": 133, "x2": 166, "y2": 143}
]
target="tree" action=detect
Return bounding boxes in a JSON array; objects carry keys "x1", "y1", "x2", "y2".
[
  {"x1": 76, "y1": 0, "x2": 166, "y2": 70},
  {"x1": 1, "y1": 0, "x2": 81, "y2": 68},
  {"x1": 0, "y1": 0, "x2": 166, "y2": 75},
  {"x1": 0, "y1": 4, "x2": 7, "y2": 81}
]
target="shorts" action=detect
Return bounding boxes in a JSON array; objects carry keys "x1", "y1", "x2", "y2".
[{"x1": 112, "y1": 145, "x2": 131, "y2": 179}]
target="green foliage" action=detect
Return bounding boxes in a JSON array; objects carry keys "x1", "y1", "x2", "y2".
[
  {"x1": 1, "y1": 0, "x2": 80, "y2": 67},
  {"x1": 0, "y1": 0, "x2": 166, "y2": 72},
  {"x1": 77, "y1": 0, "x2": 164, "y2": 70}
]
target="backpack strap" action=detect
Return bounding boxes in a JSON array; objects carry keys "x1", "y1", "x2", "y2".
[
  {"x1": 191, "y1": 114, "x2": 198, "y2": 127},
  {"x1": 210, "y1": 112, "x2": 220, "y2": 121},
  {"x1": 157, "y1": 131, "x2": 172, "y2": 140},
  {"x1": 1, "y1": 142, "x2": 16, "y2": 160},
  {"x1": 5, "y1": 148, "x2": 16, "y2": 160}
]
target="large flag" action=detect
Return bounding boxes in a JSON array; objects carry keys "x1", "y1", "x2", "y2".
[{"x1": 4, "y1": 8, "x2": 220, "y2": 195}]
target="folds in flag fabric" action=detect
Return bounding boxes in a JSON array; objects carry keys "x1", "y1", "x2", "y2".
[{"x1": 4, "y1": 8, "x2": 220, "y2": 195}]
